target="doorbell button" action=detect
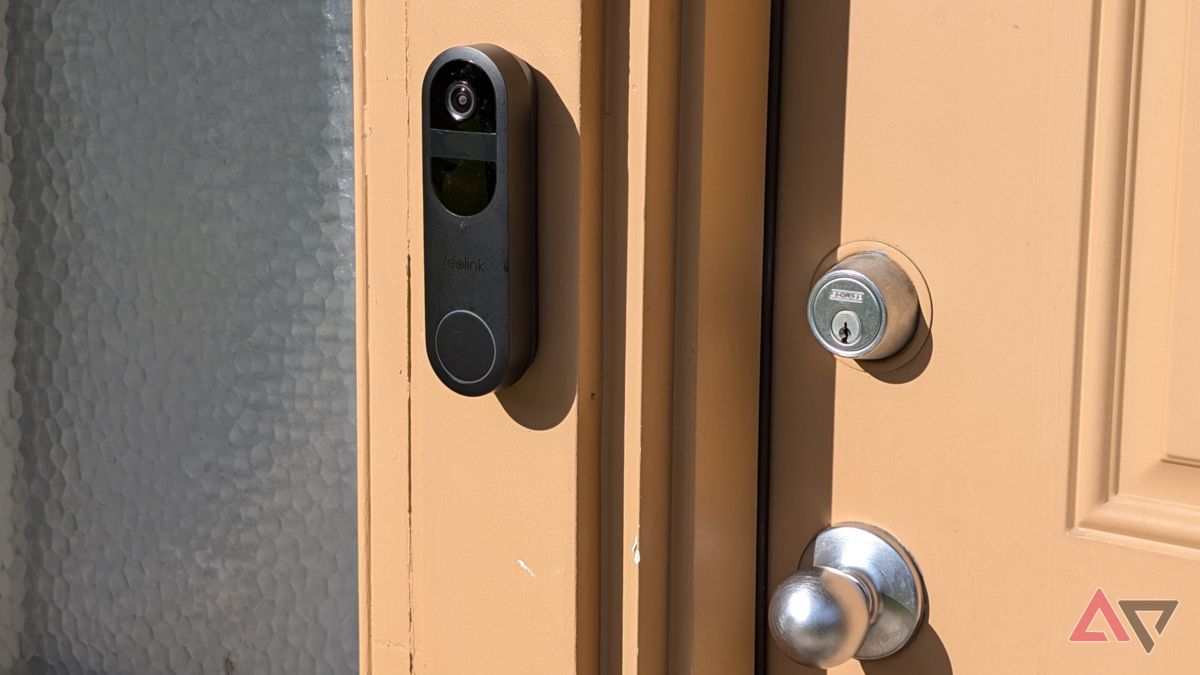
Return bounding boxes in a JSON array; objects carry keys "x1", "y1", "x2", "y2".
[
  {"x1": 807, "y1": 252, "x2": 919, "y2": 360},
  {"x1": 434, "y1": 310, "x2": 497, "y2": 385},
  {"x1": 423, "y1": 45, "x2": 537, "y2": 396}
]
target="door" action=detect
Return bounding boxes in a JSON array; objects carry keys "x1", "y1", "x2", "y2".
[{"x1": 768, "y1": 1, "x2": 1200, "y2": 673}]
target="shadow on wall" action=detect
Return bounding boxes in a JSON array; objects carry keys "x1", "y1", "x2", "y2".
[
  {"x1": 862, "y1": 624, "x2": 953, "y2": 675},
  {"x1": 497, "y1": 69, "x2": 580, "y2": 430},
  {"x1": 860, "y1": 313, "x2": 934, "y2": 384}
]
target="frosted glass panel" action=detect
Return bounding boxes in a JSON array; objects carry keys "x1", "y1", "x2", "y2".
[{"x1": 0, "y1": 0, "x2": 358, "y2": 672}]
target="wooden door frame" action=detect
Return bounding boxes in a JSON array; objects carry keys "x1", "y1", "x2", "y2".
[
  {"x1": 354, "y1": 0, "x2": 773, "y2": 670},
  {"x1": 667, "y1": 0, "x2": 773, "y2": 672}
]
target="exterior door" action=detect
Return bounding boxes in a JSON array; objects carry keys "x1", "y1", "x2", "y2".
[{"x1": 769, "y1": 1, "x2": 1200, "y2": 673}]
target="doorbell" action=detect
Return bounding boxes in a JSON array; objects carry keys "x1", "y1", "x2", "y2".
[{"x1": 422, "y1": 45, "x2": 537, "y2": 396}]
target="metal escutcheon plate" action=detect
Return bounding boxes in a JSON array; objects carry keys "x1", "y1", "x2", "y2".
[{"x1": 802, "y1": 523, "x2": 927, "y2": 660}]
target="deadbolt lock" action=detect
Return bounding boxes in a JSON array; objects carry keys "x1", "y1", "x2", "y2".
[{"x1": 807, "y1": 252, "x2": 919, "y2": 360}]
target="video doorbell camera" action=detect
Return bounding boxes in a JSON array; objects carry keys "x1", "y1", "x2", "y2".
[{"x1": 422, "y1": 45, "x2": 537, "y2": 396}]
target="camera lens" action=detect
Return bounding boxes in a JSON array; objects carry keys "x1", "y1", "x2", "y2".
[{"x1": 446, "y1": 81, "x2": 477, "y2": 121}]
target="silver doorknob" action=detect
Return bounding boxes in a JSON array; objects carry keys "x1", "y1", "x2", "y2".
[{"x1": 769, "y1": 523, "x2": 927, "y2": 668}]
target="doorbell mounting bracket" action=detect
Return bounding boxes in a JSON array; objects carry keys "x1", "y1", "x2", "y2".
[{"x1": 422, "y1": 45, "x2": 537, "y2": 396}]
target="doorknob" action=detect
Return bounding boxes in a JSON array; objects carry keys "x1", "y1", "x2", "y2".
[{"x1": 769, "y1": 523, "x2": 927, "y2": 668}]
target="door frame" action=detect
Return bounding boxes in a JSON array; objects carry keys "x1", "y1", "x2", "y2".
[{"x1": 355, "y1": 0, "x2": 774, "y2": 670}]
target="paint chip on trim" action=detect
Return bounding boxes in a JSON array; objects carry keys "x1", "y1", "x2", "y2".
[
  {"x1": 632, "y1": 535, "x2": 641, "y2": 566},
  {"x1": 517, "y1": 559, "x2": 536, "y2": 577}
]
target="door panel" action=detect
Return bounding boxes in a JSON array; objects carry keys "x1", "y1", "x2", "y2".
[
  {"x1": 1076, "y1": 0, "x2": 1200, "y2": 546},
  {"x1": 770, "y1": 1, "x2": 1200, "y2": 672}
]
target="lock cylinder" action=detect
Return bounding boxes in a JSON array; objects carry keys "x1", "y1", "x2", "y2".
[{"x1": 807, "y1": 252, "x2": 919, "y2": 360}]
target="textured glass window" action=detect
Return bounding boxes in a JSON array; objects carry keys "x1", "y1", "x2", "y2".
[{"x1": 0, "y1": 0, "x2": 358, "y2": 672}]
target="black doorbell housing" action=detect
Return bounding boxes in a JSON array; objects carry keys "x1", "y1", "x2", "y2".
[{"x1": 423, "y1": 45, "x2": 537, "y2": 396}]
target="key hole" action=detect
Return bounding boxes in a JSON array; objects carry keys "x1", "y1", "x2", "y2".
[{"x1": 838, "y1": 321, "x2": 851, "y2": 344}]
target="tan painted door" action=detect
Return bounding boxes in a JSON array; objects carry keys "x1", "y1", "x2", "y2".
[{"x1": 769, "y1": 1, "x2": 1200, "y2": 673}]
